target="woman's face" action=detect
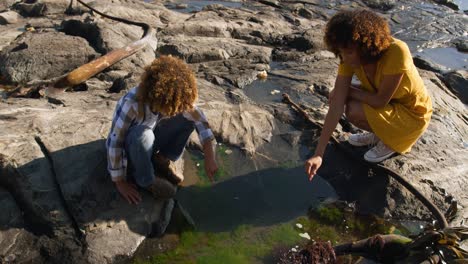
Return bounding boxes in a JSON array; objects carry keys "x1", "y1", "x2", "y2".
[{"x1": 339, "y1": 46, "x2": 361, "y2": 67}]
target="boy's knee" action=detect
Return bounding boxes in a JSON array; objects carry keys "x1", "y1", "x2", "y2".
[{"x1": 131, "y1": 126, "x2": 155, "y2": 148}]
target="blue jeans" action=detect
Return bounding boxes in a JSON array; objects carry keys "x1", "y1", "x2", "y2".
[{"x1": 125, "y1": 114, "x2": 195, "y2": 187}]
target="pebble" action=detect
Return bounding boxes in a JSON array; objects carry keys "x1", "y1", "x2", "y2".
[
  {"x1": 295, "y1": 223, "x2": 303, "y2": 229},
  {"x1": 270, "y1": 89, "x2": 280, "y2": 95},
  {"x1": 299, "y1": 232, "x2": 311, "y2": 240},
  {"x1": 257, "y1": 70, "x2": 268, "y2": 80}
]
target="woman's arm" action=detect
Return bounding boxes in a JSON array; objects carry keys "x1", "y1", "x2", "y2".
[
  {"x1": 348, "y1": 73, "x2": 403, "y2": 108},
  {"x1": 305, "y1": 75, "x2": 352, "y2": 180}
]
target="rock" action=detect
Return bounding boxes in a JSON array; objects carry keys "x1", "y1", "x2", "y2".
[
  {"x1": 13, "y1": 2, "x2": 46, "y2": 17},
  {"x1": 0, "y1": 90, "x2": 177, "y2": 263},
  {"x1": 0, "y1": 25, "x2": 23, "y2": 51},
  {"x1": 158, "y1": 35, "x2": 271, "y2": 87},
  {"x1": 161, "y1": 5, "x2": 294, "y2": 43},
  {"x1": 1, "y1": 0, "x2": 468, "y2": 262},
  {"x1": 361, "y1": 0, "x2": 397, "y2": 11},
  {"x1": 61, "y1": 14, "x2": 156, "y2": 74},
  {"x1": 413, "y1": 55, "x2": 451, "y2": 73},
  {"x1": 297, "y1": 8, "x2": 314, "y2": 19},
  {"x1": 432, "y1": 0, "x2": 460, "y2": 10},
  {"x1": 0, "y1": 11, "x2": 21, "y2": 25},
  {"x1": 443, "y1": 70, "x2": 468, "y2": 103},
  {"x1": 0, "y1": 31, "x2": 99, "y2": 84},
  {"x1": 0, "y1": 0, "x2": 18, "y2": 12},
  {"x1": 283, "y1": 28, "x2": 324, "y2": 52},
  {"x1": 453, "y1": 38, "x2": 468, "y2": 52},
  {"x1": 201, "y1": 101, "x2": 275, "y2": 153},
  {"x1": 13, "y1": 0, "x2": 85, "y2": 16},
  {"x1": 175, "y1": 4, "x2": 188, "y2": 9}
]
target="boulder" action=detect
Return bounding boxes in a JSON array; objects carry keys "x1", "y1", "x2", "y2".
[
  {"x1": 0, "y1": 11, "x2": 21, "y2": 25},
  {"x1": 443, "y1": 70, "x2": 468, "y2": 103},
  {"x1": 158, "y1": 36, "x2": 272, "y2": 64},
  {"x1": 0, "y1": 31, "x2": 99, "y2": 84},
  {"x1": 0, "y1": 90, "x2": 171, "y2": 263},
  {"x1": 361, "y1": 0, "x2": 397, "y2": 11},
  {"x1": 61, "y1": 14, "x2": 155, "y2": 74},
  {"x1": 0, "y1": 25, "x2": 23, "y2": 52},
  {"x1": 13, "y1": 0, "x2": 87, "y2": 16}
]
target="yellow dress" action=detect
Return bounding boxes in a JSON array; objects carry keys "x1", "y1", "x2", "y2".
[{"x1": 338, "y1": 38, "x2": 432, "y2": 153}]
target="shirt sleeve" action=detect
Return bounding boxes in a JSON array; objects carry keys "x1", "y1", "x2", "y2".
[
  {"x1": 381, "y1": 41, "x2": 412, "y2": 75},
  {"x1": 338, "y1": 62, "x2": 354, "y2": 77},
  {"x1": 106, "y1": 99, "x2": 137, "y2": 182},
  {"x1": 186, "y1": 107, "x2": 215, "y2": 145}
]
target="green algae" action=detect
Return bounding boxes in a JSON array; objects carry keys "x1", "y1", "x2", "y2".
[{"x1": 132, "y1": 202, "x2": 413, "y2": 264}]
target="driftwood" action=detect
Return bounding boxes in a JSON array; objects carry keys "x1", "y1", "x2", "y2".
[
  {"x1": 281, "y1": 93, "x2": 449, "y2": 229},
  {"x1": 8, "y1": 0, "x2": 157, "y2": 97}
]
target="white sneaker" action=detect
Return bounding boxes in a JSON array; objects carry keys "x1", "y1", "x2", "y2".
[
  {"x1": 348, "y1": 132, "x2": 379, "y2": 147},
  {"x1": 364, "y1": 141, "x2": 395, "y2": 163}
]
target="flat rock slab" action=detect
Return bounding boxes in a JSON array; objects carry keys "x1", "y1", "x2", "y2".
[
  {"x1": 0, "y1": 11, "x2": 21, "y2": 25},
  {"x1": 0, "y1": 90, "x2": 167, "y2": 263}
]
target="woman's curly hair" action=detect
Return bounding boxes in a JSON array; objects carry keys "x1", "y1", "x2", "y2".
[
  {"x1": 136, "y1": 55, "x2": 197, "y2": 118},
  {"x1": 324, "y1": 9, "x2": 392, "y2": 63}
]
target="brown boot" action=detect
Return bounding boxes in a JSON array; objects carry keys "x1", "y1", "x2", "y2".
[{"x1": 153, "y1": 153, "x2": 184, "y2": 185}]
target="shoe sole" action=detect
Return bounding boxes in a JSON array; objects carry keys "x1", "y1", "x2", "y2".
[
  {"x1": 348, "y1": 138, "x2": 376, "y2": 147},
  {"x1": 364, "y1": 151, "x2": 395, "y2": 163}
]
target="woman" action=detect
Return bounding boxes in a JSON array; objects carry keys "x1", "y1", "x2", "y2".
[{"x1": 305, "y1": 9, "x2": 432, "y2": 179}]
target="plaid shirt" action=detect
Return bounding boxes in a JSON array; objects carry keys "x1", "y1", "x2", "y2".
[{"x1": 106, "y1": 87, "x2": 214, "y2": 182}]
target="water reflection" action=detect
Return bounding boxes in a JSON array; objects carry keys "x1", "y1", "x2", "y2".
[
  {"x1": 414, "y1": 47, "x2": 468, "y2": 71},
  {"x1": 177, "y1": 167, "x2": 338, "y2": 232},
  {"x1": 163, "y1": 0, "x2": 243, "y2": 13}
]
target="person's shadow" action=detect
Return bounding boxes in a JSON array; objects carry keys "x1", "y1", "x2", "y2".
[{"x1": 0, "y1": 137, "x2": 392, "y2": 263}]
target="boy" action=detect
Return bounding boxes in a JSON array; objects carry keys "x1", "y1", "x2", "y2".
[{"x1": 106, "y1": 55, "x2": 218, "y2": 204}]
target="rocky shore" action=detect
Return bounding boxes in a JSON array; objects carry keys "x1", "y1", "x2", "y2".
[{"x1": 0, "y1": 0, "x2": 466, "y2": 263}]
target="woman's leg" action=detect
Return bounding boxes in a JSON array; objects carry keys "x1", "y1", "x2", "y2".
[
  {"x1": 345, "y1": 100, "x2": 373, "y2": 132},
  {"x1": 125, "y1": 125, "x2": 155, "y2": 188}
]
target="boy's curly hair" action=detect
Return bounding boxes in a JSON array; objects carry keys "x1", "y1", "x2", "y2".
[
  {"x1": 136, "y1": 55, "x2": 197, "y2": 118},
  {"x1": 324, "y1": 9, "x2": 392, "y2": 63}
]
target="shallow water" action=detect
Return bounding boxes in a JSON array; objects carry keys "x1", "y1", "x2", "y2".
[
  {"x1": 414, "y1": 47, "x2": 468, "y2": 71},
  {"x1": 455, "y1": 0, "x2": 468, "y2": 10},
  {"x1": 177, "y1": 168, "x2": 338, "y2": 232},
  {"x1": 162, "y1": 0, "x2": 243, "y2": 13}
]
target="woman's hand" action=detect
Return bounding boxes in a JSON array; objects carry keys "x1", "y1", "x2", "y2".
[
  {"x1": 115, "y1": 180, "x2": 142, "y2": 205},
  {"x1": 305, "y1": 155, "x2": 322, "y2": 181}
]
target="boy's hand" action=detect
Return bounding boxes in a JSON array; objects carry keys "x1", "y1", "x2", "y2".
[
  {"x1": 305, "y1": 155, "x2": 322, "y2": 181},
  {"x1": 204, "y1": 157, "x2": 218, "y2": 182},
  {"x1": 115, "y1": 180, "x2": 142, "y2": 205}
]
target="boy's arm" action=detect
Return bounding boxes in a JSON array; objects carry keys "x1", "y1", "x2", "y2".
[
  {"x1": 107, "y1": 99, "x2": 141, "y2": 204},
  {"x1": 107, "y1": 99, "x2": 136, "y2": 182},
  {"x1": 188, "y1": 107, "x2": 218, "y2": 182},
  {"x1": 202, "y1": 139, "x2": 217, "y2": 182}
]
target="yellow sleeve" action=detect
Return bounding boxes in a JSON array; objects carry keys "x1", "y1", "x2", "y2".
[
  {"x1": 381, "y1": 40, "x2": 413, "y2": 75},
  {"x1": 338, "y1": 63, "x2": 354, "y2": 76}
]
